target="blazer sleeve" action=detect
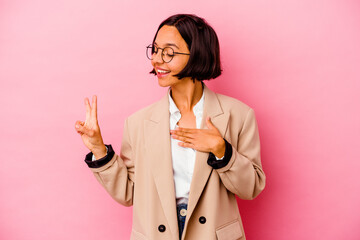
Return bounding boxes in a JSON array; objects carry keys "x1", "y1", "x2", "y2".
[
  {"x1": 85, "y1": 117, "x2": 135, "y2": 207},
  {"x1": 215, "y1": 108, "x2": 266, "y2": 200}
]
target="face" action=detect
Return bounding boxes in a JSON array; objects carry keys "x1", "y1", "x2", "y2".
[{"x1": 151, "y1": 25, "x2": 190, "y2": 88}]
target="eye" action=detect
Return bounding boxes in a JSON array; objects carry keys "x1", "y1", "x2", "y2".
[{"x1": 163, "y1": 47, "x2": 174, "y2": 57}]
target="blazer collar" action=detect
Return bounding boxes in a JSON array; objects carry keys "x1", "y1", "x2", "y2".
[{"x1": 144, "y1": 83, "x2": 230, "y2": 238}]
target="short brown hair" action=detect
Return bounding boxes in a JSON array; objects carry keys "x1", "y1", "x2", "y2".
[{"x1": 150, "y1": 14, "x2": 222, "y2": 81}]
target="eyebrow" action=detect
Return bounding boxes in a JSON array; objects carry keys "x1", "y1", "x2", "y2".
[{"x1": 154, "y1": 42, "x2": 179, "y2": 49}]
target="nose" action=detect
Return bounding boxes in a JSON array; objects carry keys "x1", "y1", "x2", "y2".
[{"x1": 152, "y1": 50, "x2": 164, "y2": 64}]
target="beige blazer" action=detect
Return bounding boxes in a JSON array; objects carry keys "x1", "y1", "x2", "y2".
[{"x1": 88, "y1": 84, "x2": 266, "y2": 240}]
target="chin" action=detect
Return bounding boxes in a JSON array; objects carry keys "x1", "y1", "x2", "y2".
[
  {"x1": 157, "y1": 79, "x2": 170, "y2": 88},
  {"x1": 157, "y1": 82, "x2": 169, "y2": 88},
  {"x1": 157, "y1": 77, "x2": 174, "y2": 88}
]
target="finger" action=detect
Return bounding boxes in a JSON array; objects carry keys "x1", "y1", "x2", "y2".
[
  {"x1": 171, "y1": 130, "x2": 195, "y2": 139},
  {"x1": 179, "y1": 131, "x2": 195, "y2": 139},
  {"x1": 172, "y1": 134, "x2": 194, "y2": 143},
  {"x1": 75, "y1": 121, "x2": 92, "y2": 136},
  {"x1": 75, "y1": 120, "x2": 84, "y2": 126},
  {"x1": 206, "y1": 117, "x2": 216, "y2": 130},
  {"x1": 75, "y1": 120, "x2": 83, "y2": 133},
  {"x1": 84, "y1": 98, "x2": 91, "y2": 123},
  {"x1": 91, "y1": 95, "x2": 98, "y2": 121},
  {"x1": 76, "y1": 128, "x2": 83, "y2": 135},
  {"x1": 173, "y1": 127, "x2": 197, "y2": 135},
  {"x1": 178, "y1": 127, "x2": 197, "y2": 133},
  {"x1": 178, "y1": 141, "x2": 195, "y2": 149}
]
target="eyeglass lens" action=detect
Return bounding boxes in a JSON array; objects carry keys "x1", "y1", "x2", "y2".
[{"x1": 146, "y1": 45, "x2": 174, "y2": 63}]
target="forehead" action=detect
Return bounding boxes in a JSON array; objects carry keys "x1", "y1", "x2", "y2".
[{"x1": 155, "y1": 25, "x2": 187, "y2": 49}]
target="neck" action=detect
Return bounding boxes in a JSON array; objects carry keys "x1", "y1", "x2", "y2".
[{"x1": 170, "y1": 79, "x2": 204, "y2": 112}]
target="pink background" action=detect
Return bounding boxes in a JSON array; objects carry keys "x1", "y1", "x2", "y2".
[{"x1": 1, "y1": 0, "x2": 359, "y2": 239}]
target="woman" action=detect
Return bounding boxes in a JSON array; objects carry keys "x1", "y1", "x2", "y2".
[{"x1": 75, "y1": 14, "x2": 265, "y2": 240}]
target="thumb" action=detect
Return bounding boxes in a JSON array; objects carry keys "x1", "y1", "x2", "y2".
[
  {"x1": 75, "y1": 121, "x2": 92, "y2": 136},
  {"x1": 206, "y1": 117, "x2": 215, "y2": 130}
]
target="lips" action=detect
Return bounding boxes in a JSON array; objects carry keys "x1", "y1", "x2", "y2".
[
  {"x1": 156, "y1": 67, "x2": 171, "y2": 78},
  {"x1": 158, "y1": 69, "x2": 170, "y2": 74}
]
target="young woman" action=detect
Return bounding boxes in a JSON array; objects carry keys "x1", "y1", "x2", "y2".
[{"x1": 75, "y1": 14, "x2": 265, "y2": 240}]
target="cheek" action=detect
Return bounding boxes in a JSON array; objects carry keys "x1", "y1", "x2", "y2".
[
  {"x1": 169, "y1": 58, "x2": 189, "y2": 73},
  {"x1": 151, "y1": 60, "x2": 156, "y2": 68}
]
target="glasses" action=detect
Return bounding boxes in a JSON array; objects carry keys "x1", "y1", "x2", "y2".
[{"x1": 146, "y1": 44, "x2": 190, "y2": 63}]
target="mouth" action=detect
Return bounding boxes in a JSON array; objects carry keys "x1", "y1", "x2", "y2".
[{"x1": 156, "y1": 68, "x2": 171, "y2": 78}]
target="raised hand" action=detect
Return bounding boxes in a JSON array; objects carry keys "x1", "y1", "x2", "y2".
[
  {"x1": 170, "y1": 117, "x2": 225, "y2": 158},
  {"x1": 75, "y1": 95, "x2": 107, "y2": 159}
]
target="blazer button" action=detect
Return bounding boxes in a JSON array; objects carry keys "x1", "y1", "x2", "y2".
[
  {"x1": 199, "y1": 216, "x2": 206, "y2": 224},
  {"x1": 158, "y1": 224, "x2": 166, "y2": 232}
]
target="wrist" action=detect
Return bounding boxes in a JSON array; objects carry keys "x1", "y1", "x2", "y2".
[
  {"x1": 92, "y1": 144, "x2": 107, "y2": 159},
  {"x1": 212, "y1": 138, "x2": 225, "y2": 158}
]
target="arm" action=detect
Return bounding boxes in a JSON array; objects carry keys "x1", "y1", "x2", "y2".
[
  {"x1": 75, "y1": 96, "x2": 135, "y2": 206},
  {"x1": 210, "y1": 108, "x2": 266, "y2": 200},
  {"x1": 85, "y1": 118, "x2": 135, "y2": 206},
  {"x1": 169, "y1": 108, "x2": 265, "y2": 199}
]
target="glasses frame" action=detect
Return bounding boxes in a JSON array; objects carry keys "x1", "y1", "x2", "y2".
[{"x1": 146, "y1": 44, "x2": 190, "y2": 63}]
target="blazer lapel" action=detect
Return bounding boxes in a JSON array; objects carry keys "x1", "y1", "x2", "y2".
[
  {"x1": 144, "y1": 93, "x2": 179, "y2": 240},
  {"x1": 185, "y1": 84, "x2": 230, "y2": 225}
]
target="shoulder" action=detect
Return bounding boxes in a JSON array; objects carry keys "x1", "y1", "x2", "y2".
[
  {"x1": 215, "y1": 92, "x2": 253, "y2": 115},
  {"x1": 214, "y1": 92, "x2": 258, "y2": 133},
  {"x1": 125, "y1": 97, "x2": 164, "y2": 126}
]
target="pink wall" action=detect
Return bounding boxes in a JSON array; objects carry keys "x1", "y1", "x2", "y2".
[{"x1": 1, "y1": 0, "x2": 359, "y2": 239}]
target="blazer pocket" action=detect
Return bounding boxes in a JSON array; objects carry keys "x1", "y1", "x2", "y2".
[
  {"x1": 131, "y1": 229, "x2": 147, "y2": 240},
  {"x1": 216, "y1": 219, "x2": 243, "y2": 240}
]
